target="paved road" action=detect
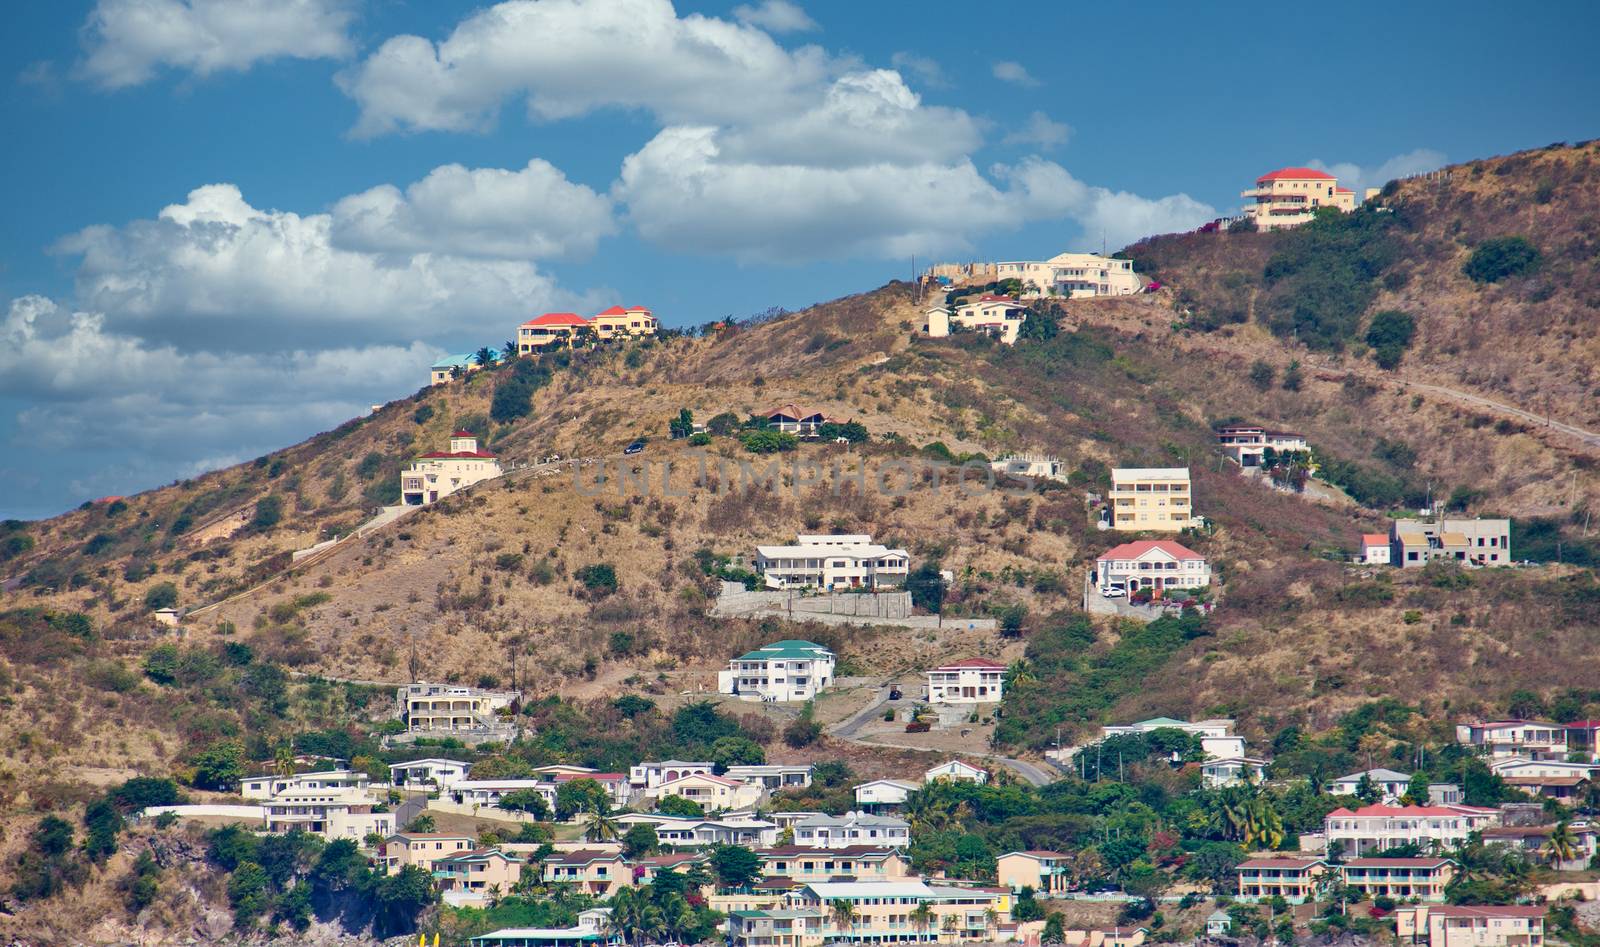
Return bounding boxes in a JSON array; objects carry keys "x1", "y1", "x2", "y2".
[
  {"x1": 842, "y1": 734, "x2": 1058, "y2": 787},
  {"x1": 1397, "y1": 377, "x2": 1600, "y2": 448}
]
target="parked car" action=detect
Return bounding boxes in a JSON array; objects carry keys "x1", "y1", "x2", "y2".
[
  {"x1": 1100, "y1": 586, "x2": 1127, "y2": 598},
  {"x1": 623, "y1": 440, "x2": 646, "y2": 455},
  {"x1": 888, "y1": 686, "x2": 902, "y2": 701}
]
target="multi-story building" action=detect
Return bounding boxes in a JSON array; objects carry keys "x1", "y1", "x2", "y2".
[
  {"x1": 433, "y1": 848, "x2": 528, "y2": 905},
  {"x1": 1482, "y1": 824, "x2": 1600, "y2": 870},
  {"x1": 725, "y1": 764, "x2": 815, "y2": 791},
  {"x1": 629, "y1": 760, "x2": 715, "y2": 790},
  {"x1": 757, "y1": 846, "x2": 908, "y2": 884},
  {"x1": 1095, "y1": 540, "x2": 1211, "y2": 596},
  {"x1": 589, "y1": 306, "x2": 657, "y2": 340},
  {"x1": 1456, "y1": 721, "x2": 1568, "y2": 760},
  {"x1": 925, "y1": 659, "x2": 1007, "y2": 705},
  {"x1": 853, "y1": 779, "x2": 919, "y2": 813},
  {"x1": 1101, "y1": 717, "x2": 1244, "y2": 759},
  {"x1": 644, "y1": 772, "x2": 764, "y2": 812},
  {"x1": 397, "y1": 681, "x2": 520, "y2": 735},
  {"x1": 378, "y1": 833, "x2": 476, "y2": 874},
  {"x1": 1107, "y1": 467, "x2": 1198, "y2": 531},
  {"x1": 1566, "y1": 720, "x2": 1600, "y2": 762},
  {"x1": 518, "y1": 312, "x2": 590, "y2": 352},
  {"x1": 1240, "y1": 168, "x2": 1357, "y2": 232},
  {"x1": 792, "y1": 812, "x2": 911, "y2": 850},
  {"x1": 786, "y1": 881, "x2": 1010, "y2": 945},
  {"x1": 543, "y1": 850, "x2": 631, "y2": 898},
  {"x1": 924, "y1": 296, "x2": 1030, "y2": 345},
  {"x1": 1323, "y1": 804, "x2": 1500, "y2": 856},
  {"x1": 389, "y1": 758, "x2": 471, "y2": 790},
  {"x1": 612, "y1": 813, "x2": 779, "y2": 848},
  {"x1": 1394, "y1": 904, "x2": 1547, "y2": 947},
  {"x1": 1392, "y1": 518, "x2": 1513, "y2": 568},
  {"x1": 994, "y1": 252, "x2": 1144, "y2": 298},
  {"x1": 997, "y1": 851, "x2": 1072, "y2": 895},
  {"x1": 718, "y1": 640, "x2": 837, "y2": 703},
  {"x1": 263, "y1": 789, "x2": 393, "y2": 841},
  {"x1": 727, "y1": 909, "x2": 828, "y2": 947},
  {"x1": 1214, "y1": 424, "x2": 1310, "y2": 468},
  {"x1": 753, "y1": 534, "x2": 910, "y2": 592},
  {"x1": 242, "y1": 769, "x2": 369, "y2": 801},
  {"x1": 1235, "y1": 857, "x2": 1327, "y2": 903},
  {"x1": 1489, "y1": 757, "x2": 1599, "y2": 799},
  {"x1": 399, "y1": 432, "x2": 504, "y2": 507},
  {"x1": 1341, "y1": 858, "x2": 1455, "y2": 902},
  {"x1": 1201, "y1": 756, "x2": 1268, "y2": 787}
]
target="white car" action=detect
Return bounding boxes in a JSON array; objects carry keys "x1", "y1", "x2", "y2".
[{"x1": 1100, "y1": 587, "x2": 1127, "y2": 598}]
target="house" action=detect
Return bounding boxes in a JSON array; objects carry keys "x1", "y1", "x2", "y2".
[
  {"x1": 925, "y1": 296, "x2": 1030, "y2": 345},
  {"x1": 1106, "y1": 468, "x2": 1199, "y2": 531},
  {"x1": 433, "y1": 848, "x2": 528, "y2": 905},
  {"x1": 629, "y1": 760, "x2": 715, "y2": 790},
  {"x1": 853, "y1": 779, "x2": 919, "y2": 813},
  {"x1": 1330, "y1": 768, "x2": 1415, "y2": 803},
  {"x1": 725, "y1": 764, "x2": 815, "y2": 791},
  {"x1": 792, "y1": 812, "x2": 911, "y2": 849},
  {"x1": 1240, "y1": 168, "x2": 1357, "y2": 232},
  {"x1": 378, "y1": 833, "x2": 476, "y2": 873},
  {"x1": 1457, "y1": 721, "x2": 1569, "y2": 760},
  {"x1": 644, "y1": 772, "x2": 764, "y2": 812},
  {"x1": 518, "y1": 312, "x2": 590, "y2": 352},
  {"x1": 718, "y1": 640, "x2": 836, "y2": 703},
  {"x1": 787, "y1": 881, "x2": 1010, "y2": 945},
  {"x1": 753, "y1": 533, "x2": 910, "y2": 591},
  {"x1": 1095, "y1": 540, "x2": 1211, "y2": 596},
  {"x1": 1061, "y1": 927, "x2": 1147, "y2": 947},
  {"x1": 589, "y1": 305, "x2": 658, "y2": 340},
  {"x1": 990, "y1": 454, "x2": 1068, "y2": 482},
  {"x1": 397, "y1": 681, "x2": 519, "y2": 735},
  {"x1": 925, "y1": 659, "x2": 1007, "y2": 705},
  {"x1": 1324, "y1": 804, "x2": 1501, "y2": 856},
  {"x1": 925, "y1": 760, "x2": 989, "y2": 785},
  {"x1": 471, "y1": 907, "x2": 619, "y2": 947},
  {"x1": 727, "y1": 909, "x2": 828, "y2": 947},
  {"x1": 1101, "y1": 717, "x2": 1244, "y2": 759},
  {"x1": 551, "y1": 771, "x2": 630, "y2": 810},
  {"x1": 241, "y1": 769, "x2": 369, "y2": 801},
  {"x1": 1201, "y1": 756, "x2": 1268, "y2": 788},
  {"x1": 994, "y1": 252, "x2": 1143, "y2": 299},
  {"x1": 1235, "y1": 857, "x2": 1327, "y2": 903},
  {"x1": 1565, "y1": 720, "x2": 1600, "y2": 762},
  {"x1": 613, "y1": 813, "x2": 779, "y2": 848},
  {"x1": 1481, "y1": 824, "x2": 1600, "y2": 870},
  {"x1": 757, "y1": 846, "x2": 908, "y2": 884},
  {"x1": 1394, "y1": 904, "x2": 1547, "y2": 947},
  {"x1": 152, "y1": 607, "x2": 180, "y2": 628},
  {"x1": 263, "y1": 789, "x2": 393, "y2": 841},
  {"x1": 997, "y1": 851, "x2": 1072, "y2": 895},
  {"x1": 399, "y1": 433, "x2": 504, "y2": 507},
  {"x1": 389, "y1": 758, "x2": 471, "y2": 790},
  {"x1": 451, "y1": 779, "x2": 551, "y2": 810},
  {"x1": 1341, "y1": 858, "x2": 1456, "y2": 902},
  {"x1": 1360, "y1": 534, "x2": 1392, "y2": 565},
  {"x1": 763, "y1": 404, "x2": 834, "y2": 436},
  {"x1": 430, "y1": 352, "x2": 497, "y2": 386},
  {"x1": 543, "y1": 849, "x2": 630, "y2": 898},
  {"x1": 1392, "y1": 518, "x2": 1513, "y2": 568},
  {"x1": 1490, "y1": 758, "x2": 1599, "y2": 799}
]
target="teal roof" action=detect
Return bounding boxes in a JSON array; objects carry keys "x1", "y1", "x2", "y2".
[
  {"x1": 736, "y1": 639, "x2": 832, "y2": 662},
  {"x1": 432, "y1": 349, "x2": 504, "y2": 370},
  {"x1": 1133, "y1": 717, "x2": 1190, "y2": 727}
]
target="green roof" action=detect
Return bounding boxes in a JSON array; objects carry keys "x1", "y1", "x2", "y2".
[
  {"x1": 735, "y1": 639, "x2": 832, "y2": 662},
  {"x1": 1133, "y1": 717, "x2": 1190, "y2": 727}
]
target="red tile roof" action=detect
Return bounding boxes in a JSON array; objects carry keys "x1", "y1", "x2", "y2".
[
  {"x1": 1257, "y1": 167, "x2": 1337, "y2": 183},
  {"x1": 1326, "y1": 804, "x2": 1481, "y2": 817},
  {"x1": 1238, "y1": 857, "x2": 1323, "y2": 870},
  {"x1": 451, "y1": 430, "x2": 476, "y2": 438},
  {"x1": 935, "y1": 658, "x2": 1008, "y2": 670},
  {"x1": 595, "y1": 306, "x2": 629, "y2": 316},
  {"x1": 1344, "y1": 858, "x2": 1453, "y2": 868},
  {"x1": 625, "y1": 306, "x2": 652, "y2": 313},
  {"x1": 523, "y1": 312, "x2": 589, "y2": 327},
  {"x1": 1361, "y1": 534, "x2": 1388, "y2": 545},
  {"x1": 1098, "y1": 540, "x2": 1205, "y2": 561}
]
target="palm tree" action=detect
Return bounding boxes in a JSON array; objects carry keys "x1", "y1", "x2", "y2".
[
  {"x1": 830, "y1": 899, "x2": 856, "y2": 938},
  {"x1": 983, "y1": 907, "x2": 1000, "y2": 940},
  {"x1": 474, "y1": 346, "x2": 494, "y2": 367},
  {"x1": 1243, "y1": 798, "x2": 1285, "y2": 850},
  {"x1": 1577, "y1": 777, "x2": 1600, "y2": 815},
  {"x1": 503, "y1": 340, "x2": 518, "y2": 362},
  {"x1": 585, "y1": 800, "x2": 621, "y2": 842},
  {"x1": 910, "y1": 902, "x2": 935, "y2": 941},
  {"x1": 274, "y1": 742, "x2": 296, "y2": 779},
  {"x1": 1544, "y1": 820, "x2": 1578, "y2": 866},
  {"x1": 941, "y1": 913, "x2": 960, "y2": 944}
]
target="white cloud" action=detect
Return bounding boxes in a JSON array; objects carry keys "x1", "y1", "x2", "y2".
[
  {"x1": 337, "y1": 0, "x2": 833, "y2": 137},
  {"x1": 1307, "y1": 148, "x2": 1447, "y2": 197},
  {"x1": 77, "y1": 0, "x2": 356, "y2": 89},
  {"x1": 1002, "y1": 111, "x2": 1071, "y2": 150},
  {"x1": 331, "y1": 159, "x2": 617, "y2": 260},
  {"x1": 889, "y1": 51, "x2": 946, "y2": 89},
  {"x1": 731, "y1": 0, "x2": 817, "y2": 33},
  {"x1": 992, "y1": 60, "x2": 1039, "y2": 87},
  {"x1": 999, "y1": 158, "x2": 1217, "y2": 251}
]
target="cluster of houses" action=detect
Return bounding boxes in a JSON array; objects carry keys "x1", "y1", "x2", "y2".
[
  {"x1": 713, "y1": 636, "x2": 1008, "y2": 710},
  {"x1": 923, "y1": 251, "x2": 1146, "y2": 300},
  {"x1": 1359, "y1": 516, "x2": 1515, "y2": 569},
  {"x1": 428, "y1": 305, "x2": 658, "y2": 386}
]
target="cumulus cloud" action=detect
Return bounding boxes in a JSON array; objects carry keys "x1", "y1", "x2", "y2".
[
  {"x1": 1002, "y1": 111, "x2": 1071, "y2": 150},
  {"x1": 732, "y1": 0, "x2": 817, "y2": 33},
  {"x1": 337, "y1": 0, "x2": 832, "y2": 136},
  {"x1": 999, "y1": 158, "x2": 1218, "y2": 251},
  {"x1": 1307, "y1": 148, "x2": 1447, "y2": 197},
  {"x1": 889, "y1": 51, "x2": 946, "y2": 89},
  {"x1": 77, "y1": 0, "x2": 355, "y2": 89},
  {"x1": 992, "y1": 60, "x2": 1039, "y2": 87},
  {"x1": 331, "y1": 159, "x2": 617, "y2": 260}
]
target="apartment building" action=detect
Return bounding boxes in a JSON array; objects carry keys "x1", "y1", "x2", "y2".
[
  {"x1": 1490, "y1": 758, "x2": 1599, "y2": 799},
  {"x1": 725, "y1": 764, "x2": 815, "y2": 791},
  {"x1": 389, "y1": 758, "x2": 471, "y2": 790},
  {"x1": 1394, "y1": 904, "x2": 1547, "y2": 947},
  {"x1": 1457, "y1": 721, "x2": 1569, "y2": 760},
  {"x1": 378, "y1": 833, "x2": 476, "y2": 873},
  {"x1": 397, "y1": 681, "x2": 520, "y2": 734},
  {"x1": 543, "y1": 850, "x2": 631, "y2": 898},
  {"x1": 1566, "y1": 720, "x2": 1600, "y2": 762},
  {"x1": 643, "y1": 772, "x2": 763, "y2": 811},
  {"x1": 1095, "y1": 540, "x2": 1211, "y2": 595},
  {"x1": 728, "y1": 909, "x2": 828, "y2": 947},
  {"x1": 399, "y1": 432, "x2": 504, "y2": 507},
  {"x1": 997, "y1": 851, "x2": 1072, "y2": 895},
  {"x1": 924, "y1": 296, "x2": 1030, "y2": 345},
  {"x1": 1392, "y1": 518, "x2": 1513, "y2": 568},
  {"x1": 925, "y1": 658, "x2": 1007, "y2": 705},
  {"x1": 1235, "y1": 858, "x2": 1327, "y2": 902},
  {"x1": 263, "y1": 789, "x2": 393, "y2": 841},
  {"x1": 1107, "y1": 467, "x2": 1198, "y2": 531},
  {"x1": 995, "y1": 251, "x2": 1143, "y2": 298},
  {"x1": 241, "y1": 769, "x2": 369, "y2": 801},
  {"x1": 1240, "y1": 168, "x2": 1357, "y2": 232},
  {"x1": 1214, "y1": 424, "x2": 1310, "y2": 468},
  {"x1": 758, "y1": 846, "x2": 908, "y2": 884},
  {"x1": 1341, "y1": 858, "x2": 1455, "y2": 902},
  {"x1": 785, "y1": 880, "x2": 1010, "y2": 945},
  {"x1": 753, "y1": 533, "x2": 910, "y2": 592},
  {"x1": 613, "y1": 813, "x2": 779, "y2": 848},
  {"x1": 629, "y1": 760, "x2": 714, "y2": 790},
  {"x1": 434, "y1": 848, "x2": 528, "y2": 905},
  {"x1": 1323, "y1": 804, "x2": 1500, "y2": 856},
  {"x1": 792, "y1": 812, "x2": 911, "y2": 850},
  {"x1": 718, "y1": 640, "x2": 837, "y2": 703}
]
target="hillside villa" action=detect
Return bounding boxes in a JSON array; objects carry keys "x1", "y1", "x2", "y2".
[
  {"x1": 924, "y1": 296, "x2": 1029, "y2": 345},
  {"x1": 853, "y1": 779, "x2": 919, "y2": 812},
  {"x1": 763, "y1": 404, "x2": 838, "y2": 436},
  {"x1": 753, "y1": 533, "x2": 910, "y2": 591},
  {"x1": 1394, "y1": 905, "x2": 1548, "y2": 947},
  {"x1": 430, "y1": 351, "x2": 501, "y2": 386},
  {"x1": 396, "y1": 681, "x2": 519, "y2": 735},
  {"x1": 378, "y1": 833, "x2": 475, "y2": 874},
  {"x1": 1324, "y1": 803, "x2": 1500, "y2": 856},
  {"x1": 1482, "y1": 823, "x2": 1600, "y2": 869},
  {"x1": 767, "y1": 879, "x2": 1010, "y2": 946},
  {"x1": 1107, "y1": 467, "x2": 1198, "y2": 531},
  {"x1": 1489, "y1": 757, "x2": 1600, "y2": 798},
  {"x1": 643, "y1": 772, "x2": 764, "y2": 811},
  {"x1": 1391, "y1": 517, "x2": 1512, "y2": 568},
  {"x1": 516, "y1": 306, "x2": 656, "y2": 355},
  {"x1": 1094, "y1": 540, "x2": 1212, "y2": 596},
  {"x1": 1201, "y1": 756, "x2": 1268, "y2": 787},
  {"x1": 925, "y1": 760, "x2": 989, "y2": 784},
  {"x1": 1328, "y1": 768, "x2": 1415, "y2": 803},
  {"x1": 757, "y1": 846, "x2": 908, "y2": 885},
  {"x1": 241, "y1": 768, "x2": 369, "y2": 801},
  {"x1": 1240, "y1": 167, "x2": 1358, "y2": 231},
  {"x1": 399, "y1": 432, "x2": 503, "y2": 507},
  {"x1": 925, "y1": 658, "x2": 1007, "y2": 705},
  {"x1": 1456, "y1": 720, "x2": 1569, "y2": 760},
  {"x1": 263, "y1": 789, "x2": 393, "y2": 840},
  {"x1": 989, "y1": 453, "x2": 1068, "y2": 481},
  {"x1": 1214, "y1": 424, "x2": 1309, "y2": 468},
  {"x1": 1235, "y1": 858, "x2": 1455, "y2": 903},
  {"x1": 433, "y1": 848, "x2": 528, "y2": 906},
  {"x1": 388, "y1": 758, "x2": 471, "y2": 790},
  {"x1": 792, "y1": 812, "x2": 912, "y2": 849},
  {"x1": 1102, "y1": 717, "x2": 1245, "y2": 760},
  {"x1": 543, "y1": 850, "x2": 630, "y2": 898},
  {"x1": 724, "y1": 764, "x2": 815, "y2": 791},
  {"x1": 718, "y1": 640, "x2": 836, "y2": 703},
  {"x1": 629, "y1": 760, "x2": 714, "y2": 790},
  {"x1": 613, "y1": 812, "x2": 779, "y2": 848},
  {"x1": 994, "y1": 251, "x2": 1144, "y2": 298},
  {"x1": 997, "y1": 851, "x2": 1072, "y2": 895}
]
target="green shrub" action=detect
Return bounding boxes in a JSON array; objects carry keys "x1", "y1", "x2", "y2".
[
  {"x1": 740, "y1": 430, "x2": 798, "y2": 454},
  {"x1": 1, "y1": 533, "x2": 35, "y2": 561},
  {"x1": 412, "y1": 404, "x2": 434, "y2": 425},
  {"x1": 1464, "y1": 236, "x2": 1541, "y2": 283},
  {"x1": 250, "y1": 496, "x2": 282, "y2": 531},
  {"x1": 144, "y1": 583, "x2": 178, "y2": 611},
  {"x1": 1365, "y1": 310, "x2": 1417, "y2": 369},
  {"x1": 688, "y1": 432, "x2": 712, "y2": 446},
  {"x1": 575, "y1": 563, "x2": 618, "y2": 597}
]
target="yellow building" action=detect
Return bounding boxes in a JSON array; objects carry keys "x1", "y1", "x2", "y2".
[
  {"x1": 590, "y1": 305, "x2": 658, "y2": 340},
  {"x1": 1395, "y1": 905, "x2": 1547, "y2": 947},
  {"x1": 996, "y1": 851, "x2": 1072, "y2": 896},
  {"x1": 378, "y1": 833, "x2": 476, "y2": 873},
  {"x1": 1241, "y1": 167, "x2": 1357, "y2": 231},
  {"x1": 1107, "y1": 467, "x2": 1198, "y2": 531},
  {"x1": 517, "y1": 312, "x2": 589, "y2": 353},
  {"x1": 1235, "y1": 857, "x2": 1327, "y2": 903}
]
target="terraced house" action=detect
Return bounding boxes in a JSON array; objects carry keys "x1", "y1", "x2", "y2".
[
  {"x1": 1394, "y1": 905, "x2": 1547, "y2": 947},
  {"x1": 784, "y1": 880, "x2": 1011, "y2": 945}
]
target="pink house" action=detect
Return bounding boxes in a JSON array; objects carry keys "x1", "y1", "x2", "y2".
[{"x1": 1095, "y1": 540, "x2": 1211, "y2": 595}]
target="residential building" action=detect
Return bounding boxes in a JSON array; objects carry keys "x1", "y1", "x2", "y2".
[
  {"x1": 1101, "y1": 717, "x2": 1244, "y2": 759},
  {"x1": 1429, "y1": 784, "x2": 1464, "y2": 806},
  {"x1": 629, "y1": 760, "x2": 713, "y2": 790},
  {"x1": 430, "y1": 352, "x2": 498, "y2": 386},
  {"x1": 792, "y1": 812, "x2": 911, "y2": 849},
  {"x1": 997, "y1": 851, "x2": 1072, "y2": 895},
  {"x1": 1482, "y1": 824, "x2": 1600, "y2": 870},
  {"x1": 1330, "y1": 768, "x2": 1415, "y2": 803},
  {"x1": 753, "y1": 534, "x2": 910, "y2": 592},
  {"x1": 471, "y1": 908, "x2": 619, "y2": 947},
  {"x1": 613, "y1": 813, "x2": 779, "y2": 848},
  {"x1": 1392, "y1": 518, "x2": 1513, "y2": 568},
  {"x1": 995, "y1": 252, "x2": 1143, "y2": 298},
  {"x1": 718, "y1": 640, "x2": 837, "y2": 703},
  {"x1": 726, "y1": 764, "x2": 815, "y2": 791},
  {"x1": 434, "y1": 848, "x2": 528, "y2": 905},
  {"x1": 1201, "y1": 756, "x2": 1268, "y2": 788},
  {"x1": 925, "y1": 761, "x2": 989, "y2": 785},
  {"x1": 1240, "y1": 168, "x2": 1357, "y2": 232},
  {"x1": 764, "y1": 404, "x2": 836, "y2": 436},
  {"x1": 1095, "y1": 540, "x2": 1211, "y2": 595},
  {"x1": 1394, "y1": 904, "x2": 1547, "y2": 947},
  {"x1": 853, "y1": 779, "x2": 919, "y2": 813},
  {"x1": 263, "y1": 789, "x2": 393, "y2": 841},
  {"x1": 378, "y1": 833, "x2": 476, "y2": 873},
  {"x1": 1107, "y1": 467, "x2": 1198, "y2": 531},
  {"x1": 1360, "y1": 534, "x2": 1392, "y2": 565},
  {"x1": 518, "y1": 312, "x2": 590, "y2": 352},
  {"x1": 925, "y1": 296, "x2": 1030, "y2": 345},
  {"x1": 728, "y1": 908, "x2": 828, "y2": 947},
  {"x1": 787, "y1": 880, "x2": 1010, "y2": 945},
  {"x1": 1565, "y1": 720, "x2": 1600, "y2": 762},
  {"x1": 589, "y1": 305, "x2": 657, "y2": 340},
  {"x1": 543, "y1": 850, "x2": 630, "y2": 898},
  {"x1": 552, "y1": 771, "x2": 630, "y2": 810},
  {"x1": 1341, "y1": 858, "x2": 1455, "y2": 902},
  {"x1": 451, "y1": 779, "x2": 551, "y2": 810},
  {"x1": 397, "y1": 681, "x2": 519, "y2": 734},
  {"x1": 990, "y1": 453, "x2": 1068, "y2": 482},
  {"x1": 1324, "y1": 804, "x2": 1501, "y2": 856},
  {"x1": 644, "y1": 772, "x2": 764, "y2": 812},
  {"x1": 399, "y1": 432, "x2": 504, "y2": 507},
  {"x1": 1456, "y1": 721, "x2": 1569, "y2": 760},
  {"x1": 1235, "y1": 857, "x2": 1327, "y2": 903},
  {"x1": 1061, "y1": 928, "x2": 1147, "y2": 947},
  {"x1": 1215, "y1": 425, "x2": 1312, "y2": 468},
  {"x1": 1490, "y1": 758, "x2": 1598, "y2": 799},
  {"x1": 925, "y1": 659, "x2": 1007, "y2": 705},
  {"x1": 757, "y1": 846, "x2": 908, "y2": 884},
  {"x1": 389, "y1": 758, "x2": 471, "y2": 790},
  {"x1": 241, "y1": 769, "x2": 369, "y2": 801}
]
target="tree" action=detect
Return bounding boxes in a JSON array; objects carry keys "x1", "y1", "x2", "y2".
[
  {"x1": 119, "y1": 850, "x2": 162, "y2": 914},
  {"x1": 707, "y1": 412, "x2": 740, "y2": 436},
  {"x1": 556, "y1": 779, "x2": 613, "y2": 821},
  {"x1": 575, "y1": 563, "x2": 619, "y2": 598},
  {"x1": 503, "y1": 340, "x2": 518, "y2": 361},
  {"x1": 585, "y1": 807, "x2": 622, "y2": 844},
  {"x1": 475, "y1": 346, "x2": 495, "y2": 367},
  {"x1": 111, "y1": 777, "x2": 182, "y2": 811},
  {"x1": 251, "y1": 495, "x2": 283, "y2": 531},
  {"x1": 1019, "y1": 307, "x2": 1061, "y2": 342},
  {"x1": 227, "y1": 860, "x2": 272, "y2": 929},
  {"x1": 830, "y1": 898, "x2": 857, "y2": 935},
  {"x1": 1544, "y1": 820, "x2": 1578, "y2": 865},
  {"x1": 783, "y1": 702, "x2": 822, "y2": 748},
  {"x1": 1042, "y1": 913, "x2": 1066, "y2": 945},
  {"x1": 710, "y1": 736, "x2": 766, "y2": 772},
  {"x1": 1463, "y1": 236, "x2": 1541, "y2": 283},
  {"x1": 740, "y1": 430, "x2": 798, "y2": 454},
  {"x1": 623, "y1": 823, "x2": 660, "y2": 859},
  {"x1": 1282, "y1": 359, "x2": 1304, "y2": 391},
  {"x1": 656, "y1": 795, "x2": 705, "y2": 818},
  {"x1": 817, "y1": 420, "x2": 870, "y2": 443},
  {"x1": 498, "y1": 788, "x2": 551, "y2": 820},
  {"x1": 669, "y1": 409, "x2": 696, "y2": 439},
  {"x1": 906, "y1": 563, "x2": 946, "y2": 614},
  {"x1": 191, "y1": 741, "x2": 244, "y2": 791},
  {"x1": 143, "y1": 582, "x2": 179, "y2": 611},
  {"x1": 1365, "y1": 309, "x2": 1417, "y2": 369},
  {"x1": 1354, "y1": 773, "x2": 1382, "y2": 805},
  {"x1": 911, "y1": 901, "x2": 937, "y2": 935},
  {"x1": 403, "y1": 814, "x2": 436, "y2": 833},
  {"x1": 710, "y1": 844, "x2": 763, "y2": 889},
  {"x1": 84, "y1": 798, "x2": 124, "y2": 862},
  {"x1": 1248, "y1": 360, "x2": 1276, "y2": 391},
  {"x1": 366, "y1": 864, "x2": 435, "y2": 938}
]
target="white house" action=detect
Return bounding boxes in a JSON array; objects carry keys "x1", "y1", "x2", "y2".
[
  {"x1": 389, "y1": 758, "x2": 471, "y2": 790},
  {"x1": 1214, "y1": 424, "x2": 1310, "y2": 468},
  {"x1": 792, "y1": 812, "x2": 911, "y2": 849},
  {"x1": 718, "y1": 640, "x2": 836, "y2": 703},
  {"x1": 1359, "y1": 534, "x2": 1392, "y2": 565},
  {"x1": 399, "y1": 432, "x2": 504, "y2": 507},
  {"x1": 1095, "y1": 540, "x2": 1212, "y2": 595},
  {"x1": 644, "y1": 773, "x2": 764, "y2": 812},
  {"x1": 924, "y1": 296, "x2": 1030, "y2": 345},
  {"x1": 451, "y1": 779, "x2": 553, "y2": 810},
  {"x1": 1489, "y1": 758, "x2": 1599, "y2": 780},
  {"x1": 1330, "y1": 768, "x2": 1414, "y2": 803},
  {"x1": 1202, "y1": 756, "x2": 1268, "y2": 788},
  {"x1": 1102, "y1": 717, "x2": 1245, "y2": 760},
  {"x1": 753, "y1": 534, "x2": 910, "y2": 592},
  {"x1": 854, "y1": 779, "x2": 919, "y2": 812},
  {"x1": 995, "y1": 252, "x2": 1143, "y2": 298},
  {"x1": 613, "y1": 813, "x2": 779, "y2": 848},
  {"x1": 629, "y1": 761, "x2": 714, "y2": 790},
  {"x1": 263, "y1": 789, "x2": 393, "y2": 841},
  {"x1": 925, "y1": 658, "x2": 1007, "y2": 705},
  {"x1": 1324, "y1": 804, "x2": 1501, "y2": 856},
  {"x1": 724, "y1": 764, "x2": 814, "y2": 791},
  {"x1": 925, "y1": 761, "x2": 989, "y2": 785},
  {"x1": 1456, "y1": 720, "x2": 1569, "y2": 760},
  {"x1": 242, "y1": 769, "x2": 370, "y2": 801},
  {"x1": 990, "y1": 454, "x2": 1068, "y2": 482}
]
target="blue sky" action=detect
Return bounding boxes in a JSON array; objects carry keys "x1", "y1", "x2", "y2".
[{"x1": 2, "y1": 0, "x2": 1596, "y2": 519}]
